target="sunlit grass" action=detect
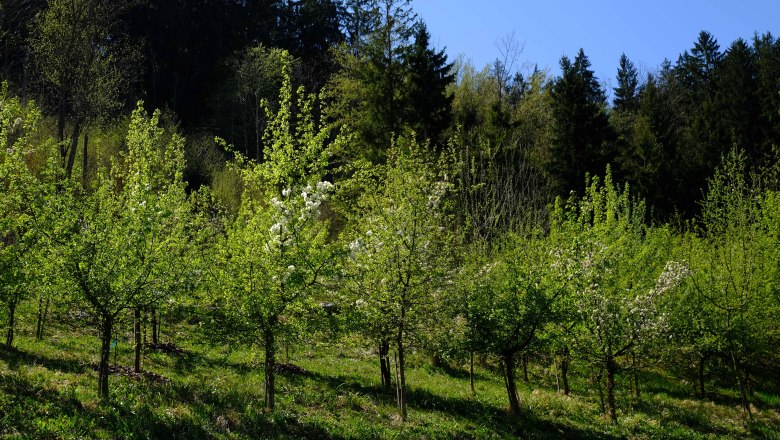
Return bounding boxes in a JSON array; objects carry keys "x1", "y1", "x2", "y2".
[{"x1": 1, "y1": 310, "x2": 777, "y2": 439}]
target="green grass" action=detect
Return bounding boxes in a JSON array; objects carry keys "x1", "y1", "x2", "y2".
[{"x1": 1, "y1": 312, "x2": 778, "y2": 439}]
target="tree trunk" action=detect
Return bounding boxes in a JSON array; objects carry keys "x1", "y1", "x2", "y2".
[
  {"x1": 503, "y1": 352, "x2": 521, "y2": 417},
  {"x1": 264, "y1": 328, "x2": 276, "y2": 411},
  {"x1": 396, "y1": 339, "x2": 407, "y2": 421},
  {"x1": 596, "y1": 368, "x2": 606, "y2": 415},
  {"x1": 98, "y1": 315, "x2": 114, "y2": 400},
  {"x1": 57, "y1": 105, "x2": 66, "y2": 144},
  {"x1": 632, "y1": 353, "x2": 640, "y2": 399},
  {"x1": 134, "y1": 308, "x2": 142, "y2": 373},
  {"x1": 522, "y1": 353, "x2": 529, "y2": 383},
  {"x1": 6, "y1": 299, "x2": 17, "y2": 348},
  {"x1": 698, "y1": 354, "x2": 707, "y2": 398},
  {"x1": 151, "y1": 308, "x2": 158, "y2": 345},
  {"x1": 730, "y1": 346, "x2": 753, "y2": 421},
  {"x1": 561, "y1": 347, "x2": 570, "y2": 396},
  {"x1": 379, "y1": 339, "x2": 391, "y2": 389},
  {"x1": 65, "y1": 122, "x2": 81, "y2": 179},
  {"x1": 81, "y1": 129, "x2": 89, "y2": 187},
  {"x1": 35, "y1": 294, "x2": 50, "y2": 340},
  {"x1": 469, "y1": 350, "x2": 475, "y2": 395},
  {"x1": 606, "y1": 357, "x2": 618, "y2": 424}
]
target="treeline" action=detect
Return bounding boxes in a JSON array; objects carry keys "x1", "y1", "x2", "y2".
[
  {"x1": 1, "y1": 0, "x2": 779, "y2": 427},
  {"x1": 3, "y1": 1, "x2": 780, "y2": 216}
]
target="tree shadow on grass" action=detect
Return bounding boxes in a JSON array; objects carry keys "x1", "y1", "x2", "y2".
[
  {"x1": 632, "y1": 398, "x2": 737, "y2": 437},
  {"x1": 304, "y1": 370, "x2": 619, "y2": 439},
  {"x1": 0, "y1": 363, "x2": 343, "y2": 439},
  {"x1": 421, "y1": 362, "x2": 493, "y2": 383},
  {"x1": 0, "y1": 369, "x2": 91, "y2": 436},
  {"x1": 0, "y1": 345, "x2": 88, "y2": 374}
]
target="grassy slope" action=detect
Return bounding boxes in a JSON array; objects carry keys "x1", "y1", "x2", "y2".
[{"x1": 1, "y1": 310, "x2": 779, "y2": 439}]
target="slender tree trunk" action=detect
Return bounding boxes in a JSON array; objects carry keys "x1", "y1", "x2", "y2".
[
  {"x1": 57, "y1": 105, "x2": 65, "y2": 144},
  {"x1": 396, "y1": 339, "x2": 407, "y2": 421},
  {"x1": 469, "y1": 350, "x2": 475, "y2": 395},
  {"x1": 134, "y1": 308, "x2": 142, "y2": 373},
  {"x1": 596, "y1": 368, "x2": 605, "y2": 415},
  {"x1": 379, "y1": 339, "x2": 391, "y2": 389},
  {"x1": 606, "y1": 357, "x2": 618, "y2": 424},
  {"x1": 151, "y1": 308, "x2": 158, "y2": 345},
  {"x1": 503, "y1": 352, "x2": 521, "y2": 417},
  {"x1": 632, "y1": 353, "x2": 640, "y2": 399},
  {"x1": 561, "y1": 347, "x2": 570, "y2": 396},
  {"x1": 81, "y1": 129, "x2": 89, "y2": 187},
  {"x1": 36, "y1": 296, "x2": 44, "y2": 340},
  {"x1": 730, "y1": 346, "x2": 753, "y2": 421},
  {"x1": 264, "y1": 328, "x2": 276, "y2": 411},
  {"x1": 522, "y1": 353, "x2": 529, "y2": 383},
  {"x1": 65, "y1": 123, "x2": 81, "y2": 178},
  {"x1": 698, "y1": 354, "x2": 707, "y2": 398},
  {"x1": 35, "y1": 294, "x2": 49, "y2": 340},
  {"x1": 6, "y1": 299, "x2": 17, "y2": 348},
  {"x1": 98, "y1": 315, "x2": 114, "y2": 400}
]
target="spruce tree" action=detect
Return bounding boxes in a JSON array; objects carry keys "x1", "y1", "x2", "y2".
[
  {"x1": 613, "y1": 53, "x2": 639, "y2": 112},
  {"x1": 547, "y1": 48, "x2": 613, "y2": 195},
  {"x1": 405, "y1": 22, "x2": 455, "y2": 146}
]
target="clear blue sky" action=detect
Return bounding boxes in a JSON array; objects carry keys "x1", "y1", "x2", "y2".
[{"x1": 412, "y1": 0, "x2": 780, "y2": 91}]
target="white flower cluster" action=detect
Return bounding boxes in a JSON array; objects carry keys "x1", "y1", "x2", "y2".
[
  {"x1": 349, "y1": 237, "x2": 365, "y2": 260},
  {"x1": 269, "y1": 195, "x2": 292, "y2": 237},
  {"x1": 651, "y1": 260, "x2": 691, "y2": 297},
  {"x1": 272, "y1": 264, "x2": 296, "y2": 284},
  {"x1": 299, "y1": 181, "x2": 334, "y2": 221},
  {"x1": 269, "y1": 181, "x2": 333, "y2": 237},
  {"x1": 426, "y1": 181, "x2": 449, "y2": 211}
]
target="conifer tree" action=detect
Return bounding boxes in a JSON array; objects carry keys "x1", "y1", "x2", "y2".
[
  {"x1": 613, "y1": 53, "x2": 639, "y2": 112},
  {"x1": 405, "y1": 22, "x2": 455, "y2": 146},
  {"x1": 546, "y1": 49, "x2": 613, "y2": 195}
]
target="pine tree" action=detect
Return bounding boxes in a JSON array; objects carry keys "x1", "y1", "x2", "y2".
[
  {"x1": 752, "y1": 33, "x2": 780, "y2": 157},
  {"x1": 546, "y1": 48, "x2": 613, "y2": 195},
  {"x1": 343, "y1": 0, "x2": 380, "y2": 56},
  {"x1": 613, "y1": 53, "x2": 639, "y2": 112},
  {"x1": 716, "y1": 39, "x2": 761, "y2": 159},
  {"x1": 327, "y1": 0, "x2": 417, "y2": 163},
  {"x1": 277, "y1": 0, "x2": 345, "y2": 90},
  {"x1": 405, "y1": 21, "x2": 455, "y2": 146}
]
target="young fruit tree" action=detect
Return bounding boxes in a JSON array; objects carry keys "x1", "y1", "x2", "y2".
[
  {"x1": 552, "y1": 169, "x2": 687, "y2": 423},
  {"x1": 0, "y1": 86, "x2": 51, "y2": 348},
  {"x1": 459, "y1": 231, "x2": 561, "y2": 417},
  {"x1": 345, "y1": 140, "x2": 453, "y2": 421},
  {"x1": 51, "y1": 104, "x2": 190, "y2": 399},
  {"x1": 207, "y1": 64, "x2": 340, "y2": 411},
  {"x1": 685, "y1": 149, "x2": 778, "y2": 420}
]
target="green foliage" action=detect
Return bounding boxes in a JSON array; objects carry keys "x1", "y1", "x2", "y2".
[
  {"x1": 551, "y1": 168, "x2": 685, "y2": 422},
  {"x1": 680, "y1": 149, "x2": 779, "y2": 418},
  {"x1": 208, "y1": 66, "x2": 340, "y2": 410},
  {"x1": 546, "y1": 49, "x2": 614, "y2": 196},
  {"x1": 0, "y1": 84, "x2": 55, "y2": 347},
  {"x1": 30, "y1": 0, "x2": 139, "y2": 178},
  {"x1": 345, "y1": 138, "x2": 453, "y2": 419},
  {"x1": 50, "y1": 102, "x2": 190, "y2": 397}
]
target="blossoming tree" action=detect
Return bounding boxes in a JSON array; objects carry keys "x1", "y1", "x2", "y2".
[
  {"x1": 208, "y1": 63, "x2": 341, "y2": 411},
  {"x1": 345, "y1": 140, "x2": 453, "y2": 421},
  {"x1": 52, "y1": 104, "x2": 190, "y2": 399},
  {"x1": 552, "y1": 169, "x2": 688, "y2": 423}
]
